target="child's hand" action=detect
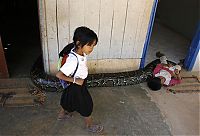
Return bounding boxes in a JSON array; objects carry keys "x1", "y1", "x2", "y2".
[
  {"x1": 174, "y1": 70, "x2": 181, "y2": 80},
  {"x1": 174, "y1": 69, "x2": 180, "y2": 75},
  {"x1": 74, "y1": 78, "x2": 84, "y2": 86}
]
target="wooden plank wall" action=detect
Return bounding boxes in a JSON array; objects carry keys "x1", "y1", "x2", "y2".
[{"x1": 39, "y1": 0, "x2": 154, "y2": 74}]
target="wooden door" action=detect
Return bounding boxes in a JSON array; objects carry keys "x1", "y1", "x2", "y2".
[{"x1": 0, "y1": 36, "x2": 9, "y2": 78}]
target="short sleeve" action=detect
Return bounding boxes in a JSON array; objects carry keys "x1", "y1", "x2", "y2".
[
  {"x1": 169, "y1": 66, "x2": 175, "y2": 72},
  {"x1": 153, "y1": 64, "x2": 162, "y2": 75},
  {"x1": 59, "y1": 54, "x2": 78, "y2": 76}
]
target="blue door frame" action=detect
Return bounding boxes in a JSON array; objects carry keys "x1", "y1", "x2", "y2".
[
  {"x1": 184, "y1": 23, "x2": 200, "y2": 71},
  {"x1": 140, "y1": 0, "x2": 158, "y2": 68},
  {"x1": 140, "y1": 0, "x2": 200, "y2": 71}
]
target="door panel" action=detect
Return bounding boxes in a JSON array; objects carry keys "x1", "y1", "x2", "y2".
[{"x1": 0, "y1": 36, "x2": 9, "y2": 78}]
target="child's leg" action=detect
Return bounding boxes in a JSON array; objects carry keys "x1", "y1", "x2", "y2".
[
  {"x1": 59, "y1": 107, "x2": 65, "y2": 114},
  {"x1": 156, "y1": 52, "x2": 168, "y2": 64},
  {"x1": 160, "y1": 56, "x2": 168, "y2": 64},
  {"x1": 84, "y1": 116, "x2": 93, "y2": 127},
  {"x1": 58, "y1": 107, "x2": 73, "y2": 120}
]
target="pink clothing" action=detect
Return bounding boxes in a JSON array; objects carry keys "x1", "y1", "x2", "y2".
[
  {"x1": 169, "y1": 78, "x2": 181, "y2": 86},
  {"x1": 153, "y1": 64, "x2": 181, "y2": 86},
  {"x1": 153, "y1": 64, "x2": 173, "y2": 75}
]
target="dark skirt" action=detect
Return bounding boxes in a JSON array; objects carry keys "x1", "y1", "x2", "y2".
[{"x1": 60, "y1": 81, "x2": 93, "y2": 117}]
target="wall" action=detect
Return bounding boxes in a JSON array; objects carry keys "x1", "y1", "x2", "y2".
[
  {"x1": 38, "y1": 0, "x2": 154, "y2": 74},
  {"x1": 157, "y1": 0, "x2": 199, "y2": 40},
  {"x1": 192, "y1": 51, "x2": 200, "y2": 71}
]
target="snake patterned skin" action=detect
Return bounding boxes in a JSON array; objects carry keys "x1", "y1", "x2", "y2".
[{"x1": 30, "y1": 55, "x2": 175, "y2": 92}]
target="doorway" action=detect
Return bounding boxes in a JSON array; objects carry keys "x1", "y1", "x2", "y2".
[
  {"x1": 0, "y1": 0, "x2": 42, "y2": 78},
  {"x1": 145, "y1": 0, "x2": 199, "y2": 66}
]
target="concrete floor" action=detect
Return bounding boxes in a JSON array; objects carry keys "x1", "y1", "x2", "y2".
[
  {"x1": 0, "y1": 85, "x2": 172, "y2": 135},
  {"x1": 0, "y1": 82, "x2": 199, "y2": 135},
  {"x1": 146, "y1": 21, "x2": 190, "y2": 65},
  {"x1": 144, "y1": 22, "x2": 199, "y2": 135},
  {"x1": 141, "y1": 82, "x2": 200, "y2": 135}
]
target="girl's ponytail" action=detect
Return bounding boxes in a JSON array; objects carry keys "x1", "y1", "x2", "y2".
[{"x1": 59, "y1": 42, "x2": 75, "y2": 57}]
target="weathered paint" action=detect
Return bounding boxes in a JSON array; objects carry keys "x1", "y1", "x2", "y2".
[
  {"x1": 45, "y1": 0, "x2": 59, "y2": 73},
  {"x1": 38, "y1": 0, "x2": 49, "y2": 73},
  {"x1": 97, "y1": 0, "x2": 113, "y2": 59},
  {"x1": 38, "y1": 0, "x2": 155, "y2": 74},
  {"x1": 88, "y1": 59, "x2": 141, "y2": 74},
  {"x1": 57, "y1": 0, "x2": 70, "y2": 52}
]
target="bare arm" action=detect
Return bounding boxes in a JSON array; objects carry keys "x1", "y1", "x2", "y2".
[
  {"x1": 177, "y1": 74, "x2": 181, "y2": 80},
  {"x1": 172, "y1": 69, "x2": 181, "y2": 80},
  {"x1": 56, "y1": 71, "x2": 84, "y2": 86},
  {"x1": 174, "y1": 73, "x2": 181, "y2": 80}
]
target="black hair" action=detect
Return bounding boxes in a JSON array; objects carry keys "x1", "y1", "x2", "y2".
[
  {"x1": 73, "y1": 26, "x2": 98, "y2": 48},
  {"x1": 147, "y1": 77, "x2": 162, "y2": 91},
  {"x1": 59, "y1": 26, "x2": 98, "y2": 57}
]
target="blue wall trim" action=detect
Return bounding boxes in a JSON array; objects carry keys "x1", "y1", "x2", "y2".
[
  {"x1": 184, "y1": 22, "x2": 200, "y2": 71},
  {"x1": 140, "y1": 0, "x2": 158, "y2": 68}
]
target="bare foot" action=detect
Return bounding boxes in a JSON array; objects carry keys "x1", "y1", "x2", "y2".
[{"x1": 57, "y1": 111, "x2": 73, "y2": 120}]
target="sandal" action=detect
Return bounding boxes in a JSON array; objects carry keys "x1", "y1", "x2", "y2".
[
  {"x1": 57, "y1": 112, "x2": 73, "y2": 120},
  {"x1": 87, "y1": 124, "x2": 104, "y2": 133}
]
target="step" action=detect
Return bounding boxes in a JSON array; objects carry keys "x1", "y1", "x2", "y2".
[
  {"x1": 0, "y1": 78, "x2": 42, "y2": 107},
  {"x1": 5, "y1": 97, "x2": 36, "y2": 107},
  {"x1": 0, "y1": 88, "x2": 32, "y2": 94},
  {"x1": 0, "y1": 78, "x2": 32, "y2": 89}
]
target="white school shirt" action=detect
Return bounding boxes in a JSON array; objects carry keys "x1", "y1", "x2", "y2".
[
  {"x1": 59, "y1": 50, "x2": 88, "y2": 79},
  {"x1": 154, "y1": 66, "x2": 176, "y2": 86},
  {"x1": 155, "y1": 69, "x2": 172, "y2": 85}
]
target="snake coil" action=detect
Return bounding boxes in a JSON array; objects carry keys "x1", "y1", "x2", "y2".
[{"x1": 30, "y1": 55, "x2": 175, "y2": 92}]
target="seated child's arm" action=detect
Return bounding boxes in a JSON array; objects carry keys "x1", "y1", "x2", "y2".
[
  {"x1": 153, "y1": 64, "x2": 163, "y2": 75},
  {"x1": 174, "y1": 70, "x2": 181, "y2": 80}
]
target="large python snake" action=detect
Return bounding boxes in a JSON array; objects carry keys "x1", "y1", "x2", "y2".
[{"x1": 30, "y1": 55, "x2": 175, "y2": 92}]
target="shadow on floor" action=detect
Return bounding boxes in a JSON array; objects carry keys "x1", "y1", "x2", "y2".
[{"x1": 0, "y1": 85, "x2": 171, "y2": 135}]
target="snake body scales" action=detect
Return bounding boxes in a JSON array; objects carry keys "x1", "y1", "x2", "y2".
[{"x1": 30, "y1": 56, "x2": 175, "y2": 92}]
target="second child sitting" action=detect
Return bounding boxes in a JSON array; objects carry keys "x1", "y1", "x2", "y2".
[{"x1": 147, "y1": 52, "x2": 182, "y2": 91}]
